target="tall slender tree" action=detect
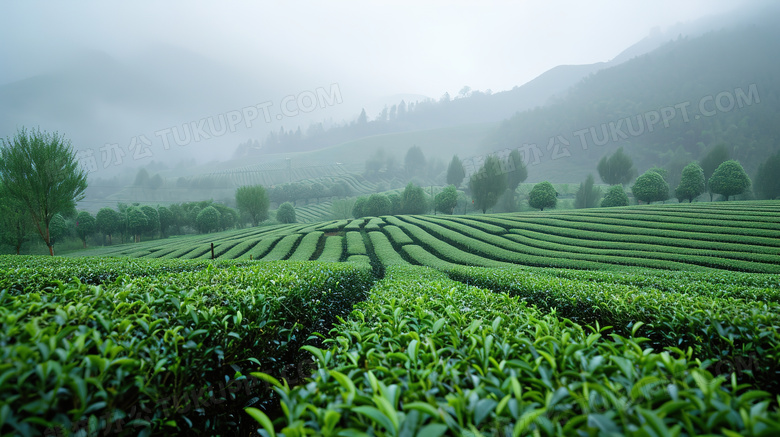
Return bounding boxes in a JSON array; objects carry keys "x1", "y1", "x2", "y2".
[{"x1": 0, "y1": 128, "x2": 87, "y2": 255}]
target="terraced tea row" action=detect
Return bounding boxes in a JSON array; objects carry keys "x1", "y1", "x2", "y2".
[
  {"x1": 248, "y1": 265, "x2": 780, "y2": 435},
  {"x1": 70, "y1": 202, "x2": 780, "y2": 273}
]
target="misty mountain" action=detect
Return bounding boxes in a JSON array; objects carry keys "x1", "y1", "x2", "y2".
[
  {"x1": 486, "y1": 16, "x2": 780, "y2": 185},
  {"x1": 0, "y1": 46, "x2": 337, "y2": 170},
  {"x1": 246, "y1": 12, "x2": 749, "y2": 158}
]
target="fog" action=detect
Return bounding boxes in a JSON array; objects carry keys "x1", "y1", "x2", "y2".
[{"x1": 0, "y1": 0, "x2": 761, "y2": 172}]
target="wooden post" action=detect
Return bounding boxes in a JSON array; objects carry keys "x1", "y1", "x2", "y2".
[{"x1": 211, "y1": 243, "x2": 215, "y2": 259}]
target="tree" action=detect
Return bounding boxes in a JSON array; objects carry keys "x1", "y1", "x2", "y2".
[
  {"x1": 196, "y1": 206, "x2": 221, "y2": 233},
  {"x1": 330, "y1": 180, "x2": 352, "y2": 198},
  {"x1": 140, "y1": 205, "x2": 160, "y2": 237},
  {"x1": 446, "y1": 155, "x2": 466, "y2": 187},
  {"x1": 0, "y1": 183, "x2": 32, "y2": 254},
  {"x1": 700, "y1": 143, "x2": 730, "y2": 201},
  {"x1": 157, "y1": 206, "x2": 173, "y2": 237},
  {"x1": 276, "y1": 202, "x2": 296, "y2": 224},
  {"x1": 126, "y1": 206, "x2": 148, "y2": 242},
  {"x1": 601, "y1": 185, "x2": 629, "y2": 207},
  {"x1": 709, "y1": 160, "x2": 751, "y2": 201},
  {"x1": 404, "y1": 146, "x2": 426, "y2": 180},
  {"x1": 632, "y1": 171, "x2": 669, "y2": 204},
  {"x1": 574, "y1": 174, "x2": 601, "y2": 209},
  {"x1": 469, "y1": 155, "x2": 507, "y2": 213},
  {"x1": 597, "y1": 147, "x2": 635, "y2": 185},
  {"x1": 528, "y1": 181, "x2": 557, "y2": 211},
  {"x1": 75, "y1": 211, "x2": 96, "y2": 249},
  {"x1": 505, "y1": 150, "x2": 528, "y2": 191},
  {"x1": 352, "y1": 197, "x2": 368, "y2": 219},
  {"x1": 435, "y1": 185, "x2": 458, "y2": 214},
  {"x1": 310, "y1": 183, "x2": 326, "y2": 202},
  {"x1": 365, "y1": 194, "x2": 391, "y2": 217},
  {"x1": 96, "y1": 207, "x2": 121, "y2": 245},
  {"x1": 235, "y1": 185, "x2": 270, "y2": 226},
  {"x1": 401, "y1": 183, "x2": 428, "y2": 214},
  {"x1": 754, "y1": 152, "x2": 780, "y2": 199},
  {"x1": 214, "y1": 204, "x2": 238, "y2": 230},
  {"x1": 674, "y1": 162, "x2": 705, "y2": 203},
  {"x1": 0, "y1": 128, "x2": 88, "y2": 255},
  {"x1": 49, "y1": 213, "x2": 70, "y2": 245},
  {"x1": 387, "y1": 193, "x2": 402, "y2": 215},
  {"x1": 331, "y1": 198, "x2": 355, "y2": 220}
]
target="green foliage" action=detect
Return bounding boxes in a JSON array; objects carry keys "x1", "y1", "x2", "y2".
[
  {"x1": 95, "y1": 207, "x2": 121, "y2": 245},
  {"x1": 387, "y1": 193, "x2": 402, "y2": 215},
  {"x1": 352, "y1": 196, "x2": 368, "y2": 219},
  {"x1": 48, "y1": 213, "x2": 70, "y2": 245},
  {"x1": 404, "y1": 145, "x2": 426, "y2": 179},
  {"x1": 446, "y1": 155, "x2": 465, "y2": 187},
  {"x1": 709, "y1": 160, "x2": 752, "y2": 201},
  {"x1": 0, "y1": 257, "x2": 372, "y2": 436},
  {"x1": 469, "y1": 155, "x2": 507, "y2": 213},
  {"x1": 75, "y1": 211, "x2": 95, "y2": 248},
  {"x1": 755, "y1": 152, "x2": 780, "y2": 200},
  {"x1": 600, "y1": 185, "x2": 629, "y2": 207},
  {"x1": 700, "y1": 143, "x2": 730, "y2": 181},
  {"x1": 126, "y1": 207, "x2": 148, "y2": 242},
  {"x1": 401, "y1": 182, "x2": 428, "y2": 214},
  {"x1": 597, "y1": 147, "x2": 635, "y2": 185},
  {"x1": 675, "y1": 162, "x2": 706, "y2": 202},
  {"x1": 0, "y1": 183, "x2": 32, "y2": 254},
  {"x1": 235, "y1": 185, "x2": 270, "y2": 226},
  {"x1": 346, "y1": 231, "x2": 367, "y2": 255},
  {"x1": 574, "y1": 174, "x2": 601, "y2": 209},
  {"x1": 140, "y1": 205, "x2": 160, "y2": 236},
  {"x1": 250, "y1": 265, "x2": 780, "y2": 435},
  {"x1": 276, "y1": 202, "x2": 296, "y2": 224},
  {"x1": 157, "y1": 206, "x2": 173, "y2": 237},
  {"x1": 632, "y1": 170, "x2": 669, "y2": 204},
  {"x1": 196, "y1": 205, "x2": 221, "y2": 233},
  {"x1": 434, "y1": 185, "x2": 458, "y2": 214},
  {"x1": 528, "y1": 181, "x2": 558, "y2": 211},
  {"x1": 365, "y1": 193, "x2": 391, "y2": 217},
  {"x1": 0, "y1": 127, "x2": 88, "y2": 255},
  {"x1": 505, "y1": 149, "x2": 528, "y2": 191}
]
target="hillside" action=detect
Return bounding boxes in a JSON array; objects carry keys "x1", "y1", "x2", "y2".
[
  {"x1": 487, "y1": 20, "x2": 780, "y2": 184},
  {"x1": 70, "y1": 201, "x2": 780, "y2": 274}
]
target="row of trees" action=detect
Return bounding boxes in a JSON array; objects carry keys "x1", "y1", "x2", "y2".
[{"x1": 596, "y1": 145, "x2": 776, "y2": 203}]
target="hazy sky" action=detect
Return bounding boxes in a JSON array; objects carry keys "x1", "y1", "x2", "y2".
[{"x1": 0, "y1": 1, "x2": 753, "y2": 99}]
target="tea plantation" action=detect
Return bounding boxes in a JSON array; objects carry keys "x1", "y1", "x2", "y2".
[{"x1": 2, "y1": 202, "x2": 779, "y2": 436}]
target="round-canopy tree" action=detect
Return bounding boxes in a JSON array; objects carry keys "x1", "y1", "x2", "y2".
[
  {"x1": 709, "y1": 160, "x2": 751, "y2": 201},
  {"x1": 75, "y1": 211, "x2": 96, "y2": 249},
  {"x1": 434, "y1": 185, "x2": 458, "y2": 215},
  {"x1": 196, "y1": 206, "x2": 221, "y2": 233},
  {"x1": 276, "y1": 202, "x2": 296, "y2": 224},
  {"x1": 632, "y1": 171, "x2": 669, "y2": 204},
  {"x1": 0, "y1": 128, "x2": 88, "y2": 255},
  {"x1": 126, "y1": 206, "x2": 148, "y2": 242},
  {"x1": 674, "y1": 162, "x2": 705, "y2": 203},
  {"x1": 528, "y1": 181, "x2": 557, "y2": 211},
  {"x1": 96, "y1": 207, "x2": 122, "y2": 245},
  {"x1": 365, "y1": 194, "x2": 391, "y2": 217},
  {"x1": 601, "y1": 185, "x2": 629, "y2": 207}
]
